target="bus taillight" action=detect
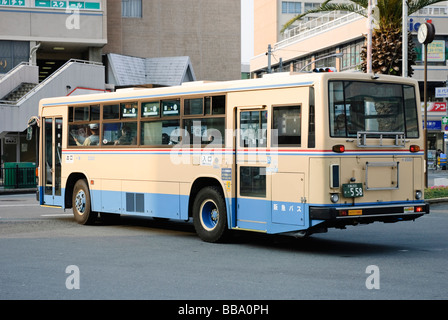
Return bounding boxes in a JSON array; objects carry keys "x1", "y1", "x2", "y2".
[
  {"x1": 410, "y1": 145, "x2": 420, "y2": 153},
  {"x1": 332, "y1": 144, "x2": 345, "y2": 153}
]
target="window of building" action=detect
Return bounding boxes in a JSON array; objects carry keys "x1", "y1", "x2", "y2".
[
  {"x1": 122, "y1": 0, "x2": 142, "y2": 18},
  {"x1": 282, "y1": 1, "x2": 302, "y2": 14}
]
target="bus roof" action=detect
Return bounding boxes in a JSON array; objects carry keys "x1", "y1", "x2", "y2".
[{"x1": 39, "y1": 72, "x2": 419, "y2": 108}]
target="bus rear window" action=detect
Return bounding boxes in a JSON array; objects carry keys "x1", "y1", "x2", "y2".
[{"x1": 329, "y1": 81, "x2": 419, "y2": 138}]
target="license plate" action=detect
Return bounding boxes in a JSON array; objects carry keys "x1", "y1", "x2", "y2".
[{"x1": 342, "y1": 183, "x2": 364, "y2": 198}]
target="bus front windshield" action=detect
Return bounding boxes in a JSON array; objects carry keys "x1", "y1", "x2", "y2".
[{"x1": 329, "y1": 81, "x2": 419, "y2": 138}]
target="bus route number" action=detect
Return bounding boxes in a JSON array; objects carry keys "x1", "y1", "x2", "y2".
[{"x1": 342, "y1": 183, "x2": 364, "y2": 198}]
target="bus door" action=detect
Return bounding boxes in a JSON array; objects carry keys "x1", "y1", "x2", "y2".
[
  {"x1": 42, "y1": 117, "x2": 63, "y2": 207},
  {"x1": 235, "y1": 107, "x2": 270, "y2": 232}
]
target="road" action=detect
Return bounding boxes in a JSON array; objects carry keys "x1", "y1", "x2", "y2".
[{"x1": 1, "y1": 193, "x2": 447, "y2": 303}]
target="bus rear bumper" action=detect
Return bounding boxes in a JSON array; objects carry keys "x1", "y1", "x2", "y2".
[{"x1": 310, "y1": 203, "x2": 429, "y2": 225}]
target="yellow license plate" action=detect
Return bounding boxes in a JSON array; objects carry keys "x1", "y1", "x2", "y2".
[{"x1": 348, "y1": 209, "x2": 362, "y2": 216}]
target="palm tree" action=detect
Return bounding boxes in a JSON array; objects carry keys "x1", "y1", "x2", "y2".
[{"x1": 281, "y1": 0, "x2": 445, "y2": 76}]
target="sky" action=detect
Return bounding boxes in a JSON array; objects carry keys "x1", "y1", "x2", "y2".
[{"x1": 241, "y1": 0, "x2": 254, "y2": 65}]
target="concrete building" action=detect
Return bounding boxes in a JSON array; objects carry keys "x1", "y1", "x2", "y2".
[
  {"x1": 0, "y1": 0, "x2": 241, "y2": 167},
  {"x1": 251, "y1": 1, "x2": 448, "y2": 158},
  {"x1": 103, "y1": 0, "x2": 241, "y2": 82}
]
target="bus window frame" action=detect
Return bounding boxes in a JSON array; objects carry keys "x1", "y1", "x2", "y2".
[{"x1": 271, "y1": 103, "x2": 302, "y2": 147}]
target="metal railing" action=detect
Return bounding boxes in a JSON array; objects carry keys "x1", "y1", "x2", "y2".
[
  {"x1": 0, "y1": 165, "x2": 37, "y2": 189},
  {"x1": 276, "y1": 9, "x2": 365, "y2": 50},
  {"x1": 16, "y1": 59, "x2": 103, "y2": 105}
]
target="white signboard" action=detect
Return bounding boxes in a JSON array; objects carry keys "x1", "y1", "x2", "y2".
[{"x1": 435, "y1": 87, "x2": 448, "y2": 98}]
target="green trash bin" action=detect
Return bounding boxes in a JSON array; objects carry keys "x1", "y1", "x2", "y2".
[{"x1": 4, "y1": 162, "x2": 36, "y2": 189}]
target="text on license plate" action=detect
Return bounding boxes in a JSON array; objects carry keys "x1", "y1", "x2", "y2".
[{"x1": 342, "y1": 183, "x2": 364, "y2": 198}]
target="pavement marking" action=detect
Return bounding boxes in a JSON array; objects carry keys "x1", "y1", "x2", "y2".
[
  {"x1": 41, "y1": 214, "x2": 73, "y2": 217},
  {"x1": 0, "y1": 204, "x2": 39, "y2": 207}
]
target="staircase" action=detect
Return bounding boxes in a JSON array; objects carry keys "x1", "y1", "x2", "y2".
[
  {"x1": 1, "y1": 83, "x2": 37, "y2": 102},
  {"x1": 0, "y1": 59, "x2": 105, "y2": 136}
]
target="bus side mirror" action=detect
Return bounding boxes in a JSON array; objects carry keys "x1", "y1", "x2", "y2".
[{"x1": 26, "y1": 126, "x2": 33, "y2": 141}]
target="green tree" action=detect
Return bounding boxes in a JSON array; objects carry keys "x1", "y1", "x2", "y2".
[{"x1": 281, "y1": 0, "x2": 444, "y2": 76}]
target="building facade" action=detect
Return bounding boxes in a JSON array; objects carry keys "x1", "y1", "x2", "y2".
[
  {"x1": 0, "y1": 0, "x2": 241, "y2": 167},
  {"x1": 251, "y1": 1, "x2": 448, "y2": 159},
  {"x1": 103, "y1": 0, "x2": 241, "y2": 81}
]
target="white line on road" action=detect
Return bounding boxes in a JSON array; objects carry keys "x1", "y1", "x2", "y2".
[
  {"x1": 41, "y1": 214, "x2": 73, "y2": 217},
  {"x1": 0, "y1": 204, "x2": 39, "y2": 207}
]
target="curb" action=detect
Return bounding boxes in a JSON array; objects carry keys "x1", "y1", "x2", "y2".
[{"x1": 425, "y1": 197, "x2": 448, "y2": 204}]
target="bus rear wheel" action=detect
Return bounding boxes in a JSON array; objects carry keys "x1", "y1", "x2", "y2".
[
  {"x1": 72, "y1": 179, "x2": 97, "y2": 225},
  {"x1": 193, "y1": 186, "x2": 228, "y2": 243}
]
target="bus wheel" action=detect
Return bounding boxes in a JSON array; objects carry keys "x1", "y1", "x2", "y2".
[
  {"x1": 193, "y1": 186, "x2": 228, "y2": 243},
  {"x1": 72, "y1": 179, "x2": 97, "y2": 225}
]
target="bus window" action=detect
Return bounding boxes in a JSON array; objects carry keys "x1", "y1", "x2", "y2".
[
  {"x1": 103, "y1": 104, "x2": 120, "y2": 120},
  {"x1": 403, "y1": 85, "x2": 419, "y2": 138},
  {"x1": 240, "y1": 166, "x2": 266, "y2": 198},
  {"x1": 183, "y1": 118, "x2": 225, "y2": 146},
  {"x1": 162, "y1": 99, "x2": 180, "y2": 116},
  {"x1": 184, "y1": 98, "x2": 203, "y2": 115},
  {"x1": 240, "y1": 111, "x2": 267, "y2": 148},
  {"x1": 103, "y1": 122, "x2": 137, "y2": 145},
  {"x1": 142, "y1": 101, "x2": 160, "y2": 117},
  {"x1": 329, "y1": 81, "x2": 417, "y2": 138},
  {"x1": 120, "y1": 102, "x2": 138, "y2": 118},
  {"x1": 141, "y1": 120, "x2": 180, "y2": 145},
  {"x1": 91, "y1": 105, "x2": 100, "y2": 121},
  {"x1": 272, "y1": 105, "x2": 301, "y2": 146},
  {"x1": 69, "y1": 123, "x2": 100, "y2": 146},
  {"x1": 74, "y1": 106, "x2": 89, "y2": 121},
  {"x1": 212, "y1": 95, "x2": 225, "y2": 115}
]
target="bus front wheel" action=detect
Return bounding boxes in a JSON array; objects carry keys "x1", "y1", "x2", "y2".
[
  {"x1": 72, "y1": 179, "x2": 97, "y2": 225},
  {"x1": 193, "y1": 186, "x2": 228, "y2": 243}
]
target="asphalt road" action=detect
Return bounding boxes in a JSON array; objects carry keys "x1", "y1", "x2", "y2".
[{"x1": 1, "y1": 193, "x2": 447, "y2": 302}]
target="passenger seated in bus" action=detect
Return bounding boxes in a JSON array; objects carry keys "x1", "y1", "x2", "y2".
[
  {"x1": 115, "y1": 126, "x2": 134, "y2": 145},
  {"x1": 74, "y1": 123, "x2": 99, "y2": 146}
]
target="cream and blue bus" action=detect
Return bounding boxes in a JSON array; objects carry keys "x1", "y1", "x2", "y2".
[{"x1": 34, "y1": 72, "x2": 429, "y2": 242}]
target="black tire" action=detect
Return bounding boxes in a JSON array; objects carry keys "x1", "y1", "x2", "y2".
[
  {"x1": 192, "y1": 186, "x2": 228, "y2": 243},
  {"x1": 72, "y1": 179, "x2": 97, "y2": 225}
]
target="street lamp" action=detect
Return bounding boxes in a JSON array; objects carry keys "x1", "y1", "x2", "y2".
[{"x1": 299, "y1": 52, "x2": 344, "y2": 72}]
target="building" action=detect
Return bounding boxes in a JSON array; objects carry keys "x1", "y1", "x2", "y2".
[
  {"x1": 0, "y1": 0, "x2": 241, "y2": 167},
  {"x1": 251, "y1": 1, "x2": 448, "y2": 158},
  {"x1": 104, "y1": 0, "x2": 241, "y2": 82}
]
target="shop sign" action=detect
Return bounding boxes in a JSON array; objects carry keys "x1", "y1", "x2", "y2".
[
  {"x1": 424, "y1": 120, "x2": 442, "y2": 130},
  {"x1": 422, "y1": 102, "x2": 447, "y2": 112},
  {"x1": 436, "y1": 87, "x2": 448, "y2": 98},
  {"x1": 4, "y1": 137, "x2": 17, "y2": 144},
  {"x1": 443, "y1": 117, "x2": 448, "y2": 125},
  {"x1": 424, "y1": 40, "x2": 446, "y2": 62}
]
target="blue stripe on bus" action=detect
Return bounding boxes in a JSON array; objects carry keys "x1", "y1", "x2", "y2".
[{"x1": 43, "y1": 187, "x2": 425, "y2": 234}]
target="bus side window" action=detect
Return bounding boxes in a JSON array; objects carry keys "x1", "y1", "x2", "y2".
[
  {"x1": 272, "y1": 105, "x2": 301, "y2": 146},
  {"x1": 141, "y1": 120, "x2": 180, "y2": 146}
]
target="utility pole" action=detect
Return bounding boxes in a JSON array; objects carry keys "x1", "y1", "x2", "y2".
[
  {"x1": 367, "y1": 0, "x2": 373, "y2": 74},
  {"x1": 402, "y1": 0, "x2": 408, "y2": 77},
  {"x1": 267, "y1": 44, "x2": 272, "y2": 74}
]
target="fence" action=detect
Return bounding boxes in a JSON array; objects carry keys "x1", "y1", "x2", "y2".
[{"x1": 0, "y1": 164, "x2": 37, "y2": 189}]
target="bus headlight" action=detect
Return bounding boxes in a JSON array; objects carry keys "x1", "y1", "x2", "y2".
[
  {"x1": 330, "y1": 193, "x2": 339, "y2": 203},
  {"x1": 415, "y1": 190, "x2": 423, "y2": 200}
]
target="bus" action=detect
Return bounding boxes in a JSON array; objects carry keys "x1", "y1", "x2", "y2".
[{"x1": 32, "y1": 72, "x2": 429, "y2": 242}]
